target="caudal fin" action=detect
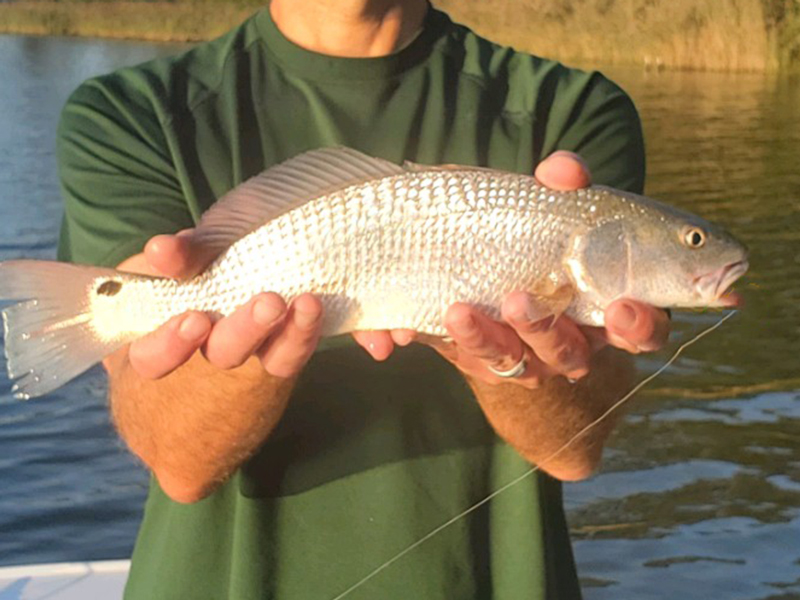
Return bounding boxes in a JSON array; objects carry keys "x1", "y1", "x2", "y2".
[{"x1": 0, "y1": 260, "x2": 131, "y2": 399}]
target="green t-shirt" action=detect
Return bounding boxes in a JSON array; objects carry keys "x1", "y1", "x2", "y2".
[{"x1": 57, "y1": 6, "x2": 644, "y2": 600}]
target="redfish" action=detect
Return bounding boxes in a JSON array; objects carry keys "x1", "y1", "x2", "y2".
[{"x1": 0, "y1": 147, "x2": 747, "y2": 398}]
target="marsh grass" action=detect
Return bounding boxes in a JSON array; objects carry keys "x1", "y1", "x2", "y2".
[
  {"x1": 0, "y1": 1, "x2": 259, "y2": 42},
  {"x1": 0, "y1": 0, "x2": 797, "y2": 70},
  {"x1": 435, "y1": 0, "x2": 783, "y2": 71}
]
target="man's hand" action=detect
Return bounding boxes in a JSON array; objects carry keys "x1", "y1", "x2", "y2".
[
  {"x1": 119, "y1": 230, "x2": 323, "y2": 380},
  {"x1": 437, "y1": 293, "x2": 670, "y2": 388}
]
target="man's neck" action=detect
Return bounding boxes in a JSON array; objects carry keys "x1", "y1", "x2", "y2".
[{"x1": 269, "y1": 0, "x2": 428, "y2": 58}]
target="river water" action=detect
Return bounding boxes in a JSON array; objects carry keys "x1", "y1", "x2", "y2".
[{"x1": 0, "y1": 34, "x2": 798, "y2": 600}]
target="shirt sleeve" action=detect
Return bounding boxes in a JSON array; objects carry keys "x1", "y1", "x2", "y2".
[
  {"x1": 553, "y1": 72, "x2": 646, "y2": 194},
  {"x1": 56, "y1": 75, "x2": 195, "y2": 268},
  {"x1": 530, "y1": 66, "x2": 646, "y2": 195}
]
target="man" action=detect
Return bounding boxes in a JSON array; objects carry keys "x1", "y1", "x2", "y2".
[{"x1": 57, "y1": 0, "x2": 669, "y2": 597}]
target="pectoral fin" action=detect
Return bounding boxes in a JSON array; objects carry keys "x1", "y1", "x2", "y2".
[{"x1": 525, "y1": 282, "x2": 576, "y2": 327}]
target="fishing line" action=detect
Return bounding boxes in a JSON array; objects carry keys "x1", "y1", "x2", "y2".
[{"x1": 329, "y1": 310, "x2": 738, "y2": 600}]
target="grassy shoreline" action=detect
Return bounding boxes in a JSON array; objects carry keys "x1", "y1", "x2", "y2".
[
  {"x1": 0, "y1": 2, "x2": 258, "y2": 43},
  {"x1": 439, "y1": 0, "x2": 789, "y2": 73},
  {"x1": 0, "y1": 0, "x2": 797, "y2": 71}
]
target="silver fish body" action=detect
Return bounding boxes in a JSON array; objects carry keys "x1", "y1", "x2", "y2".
[
  {"x1": 0, "y1": 147, "x2": 748, "y2": 398},
  {"x1": 126, "y1": 170, "x2": 605, "y2": 337}
]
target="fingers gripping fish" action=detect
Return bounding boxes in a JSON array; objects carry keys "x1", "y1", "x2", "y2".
[{"x1": 0, "y1": 147, "x2": 748, "y2": 399}]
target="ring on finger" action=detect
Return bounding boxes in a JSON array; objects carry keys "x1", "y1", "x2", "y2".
[{"x1": 487, "y1": 354, "x2": 528, "y2": 379}]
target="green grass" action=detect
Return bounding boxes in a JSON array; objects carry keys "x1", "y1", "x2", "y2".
[{"x1": 0, "y1": 0, "x2": 797, "y2": 70}]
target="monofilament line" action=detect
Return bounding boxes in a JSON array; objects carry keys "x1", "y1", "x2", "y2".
[{"x1": 329, "y1": 310, "x2": 737, "y2": 600}]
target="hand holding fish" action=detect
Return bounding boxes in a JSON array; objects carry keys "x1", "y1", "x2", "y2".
[
  {"x1": 436, "y1": 293, "x2": 670, "y2": 388},
  {"x1": 124, "y1": 231, "x2": 324, "y2": 381}
]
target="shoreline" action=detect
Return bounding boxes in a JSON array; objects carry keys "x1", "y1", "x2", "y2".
[
  {"x1": 0, "y1": 1, "x2": 797, "y2": 72},
  {"x1": 0, "y1": 2, "x2": 258, "y2": 43}
]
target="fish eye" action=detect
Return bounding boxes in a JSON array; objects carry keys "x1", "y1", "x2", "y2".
[{"x1": 682, "y1": 227, "x2": 706, "y2": 249}]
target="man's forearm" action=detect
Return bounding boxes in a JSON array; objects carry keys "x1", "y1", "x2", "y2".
[
  {"x1": 106, "y1": 347, "x2": 295, "y2": 503},
  {"x1": 469, "y1": 347, "x2": 635, "y2": 481}
]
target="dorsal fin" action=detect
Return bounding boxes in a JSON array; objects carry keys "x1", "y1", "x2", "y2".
[{"x1": 193, "y1": 147, "x2": 405, "y2": 252}]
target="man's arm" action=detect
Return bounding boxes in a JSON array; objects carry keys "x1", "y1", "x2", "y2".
[
  {"x1": 437, "y1": 153, "x2": 669, "y2": 480},
  {"x1": 105, "y1": 249, "x2": 324, "y2": 504},
  {"x1": 467, "y1": 347, "x2": 635, "y2": 480}
]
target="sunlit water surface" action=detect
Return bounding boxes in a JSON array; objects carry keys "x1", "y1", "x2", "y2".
[{"x1": 0, "y1": 35, "x2": 798, "y2": 600}]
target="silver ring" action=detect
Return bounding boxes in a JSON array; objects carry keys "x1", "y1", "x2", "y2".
[{"x1": 487, "y1": 356, "x2": 527, "y2": 378}]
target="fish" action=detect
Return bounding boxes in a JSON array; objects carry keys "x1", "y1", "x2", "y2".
[{"x1": 0, "y1": 147, "x2": 748, "y2": 399}]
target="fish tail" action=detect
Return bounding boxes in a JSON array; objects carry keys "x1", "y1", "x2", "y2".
[{"x1": 0, "y1": 260, "x2": 140, "y2": 400}]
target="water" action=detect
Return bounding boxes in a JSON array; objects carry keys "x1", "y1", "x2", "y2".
[
  {"x1": 571, "y1": 67, "x2": 800, "y2": 599},
  {"x1": 0, "y1": 35, "x2": 798, "y2": 600},
  {"x1": 0, "y1": 35, "x2": 183, "y2": 565}
]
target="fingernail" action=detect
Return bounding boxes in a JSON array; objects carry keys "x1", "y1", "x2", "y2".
[
  {"x1": 566, "y1": 367, "x2": 589, "y2": 382},
  {"x1": 253, "y1": 298, "x2": 284, "y2": 326},
  {"x1": 529, "y1": 315, "x2": 555, "y2": 332},
  {"x1": 615, "y1": 303, "x2": 637, "y2": 331},
  {"x1": 294, "y1": 307, "x2": 321, "y2": 329},
  {"x1": 560, "y1": 350, "x2": 589, "y2": 375},
  {"x1": 178, "y1": 313, "x2": 208, "y2": 342},
  {"x1": 450, "y1": 314, "x2": 475, "y2": 336},
  {"x1": 525, "y1": 301, "x2": 551, "y2": 322},
  {"x1": 394, "y1": 331, "x2": 415, "y2": 346}
]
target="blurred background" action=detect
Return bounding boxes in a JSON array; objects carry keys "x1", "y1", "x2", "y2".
[
  {"x1": 0, "y1": 1, "x2": 798, "y2": 599},
  {"x1": 0, "y1": 0, "x2": 799, "y2": 71}
]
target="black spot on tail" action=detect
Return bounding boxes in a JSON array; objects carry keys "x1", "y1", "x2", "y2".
[{"x1": 96, "y1": 280, "x2": 122, "y2": 296}]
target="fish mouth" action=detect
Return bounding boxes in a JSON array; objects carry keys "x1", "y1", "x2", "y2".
[{"x1": 694, "y1": 260, "x2": 749, "y2": 307}]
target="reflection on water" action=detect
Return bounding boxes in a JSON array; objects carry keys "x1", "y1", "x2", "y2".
[{"x1": 0, "y1": 35, "x2": 797, "y2": 600}]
